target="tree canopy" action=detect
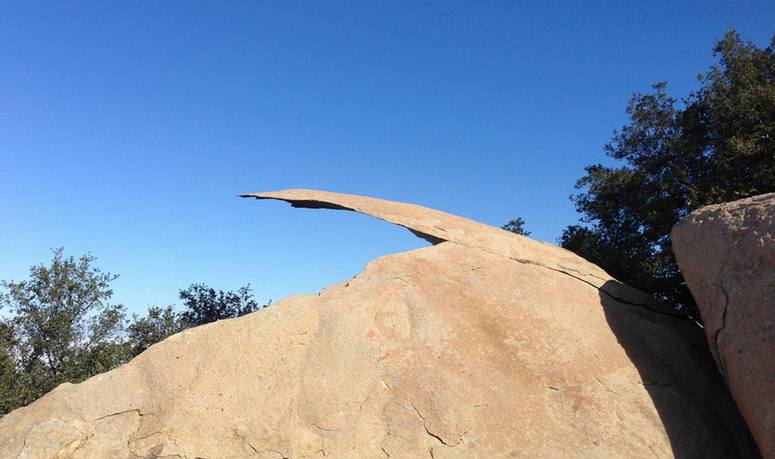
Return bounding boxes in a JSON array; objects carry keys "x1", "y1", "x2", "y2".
[
  {"x1": 0, "y1": 249, "x2": 129, "y2": 409},
  {"x1": 0, "y1": 250, "x2": 268, "y2": 415},
  {"x1": 178, "y1": 283, "x2": 265, "y2": 328},
  {"x1": 501, "y1": 217, "x2": 531, "y2": 236},
  {"x1": 127, "y1": 305, "x2": 181, "y2": 357},
  {"x1": 560, "y1": 30, "x2": 775, "y2": 318}
]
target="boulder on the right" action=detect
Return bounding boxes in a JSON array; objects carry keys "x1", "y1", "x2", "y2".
[{"x1": 672, "y1": 192, "x2": 775, "y2": 458}]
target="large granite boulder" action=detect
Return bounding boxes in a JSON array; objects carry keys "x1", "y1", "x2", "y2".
[
  {"x1": 0, "y1": 190, "x2": 756, "y2": 458},
  {"x1": 672, "y1": 192, "x2": 775, "y2": 458}
]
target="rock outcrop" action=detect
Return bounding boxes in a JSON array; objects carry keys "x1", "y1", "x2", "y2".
[
  {"x1": 0, "y1": 189, "x2": 756, "y2": 458},
  {"x1": 672, "y1": 192, "x2": 775, "y2": 458}
]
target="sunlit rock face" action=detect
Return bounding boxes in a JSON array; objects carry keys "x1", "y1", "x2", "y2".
[
  {"x1": 673, "y1": 192, "x2": 775, "y2": 458},
  {"x1": 0, "y1": 190, "x2": 756, "y2": 458}
]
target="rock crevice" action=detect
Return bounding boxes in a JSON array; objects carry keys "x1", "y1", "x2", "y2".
[{"x1": 672, "y1": 192, "x2": 775, "y2": 457}]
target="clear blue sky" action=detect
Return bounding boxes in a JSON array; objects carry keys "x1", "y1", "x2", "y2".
[{"x1": 2, "y1": 1, "x2": 773, "y2": 314}]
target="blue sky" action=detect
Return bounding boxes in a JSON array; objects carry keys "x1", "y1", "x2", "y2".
[{"x1": 2, "y1": 1, "x2": 773, "y2": 314}]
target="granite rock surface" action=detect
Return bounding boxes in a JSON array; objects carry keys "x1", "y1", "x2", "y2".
[{"x1": 0, "y1": 189, "x2": 755, "y2": 458}]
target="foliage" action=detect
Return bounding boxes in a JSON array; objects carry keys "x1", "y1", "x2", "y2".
[
  {"x1": 126, "y1": 285, "x2": 264, "y2": 358},
  {"x1": 127, "y1": 305, "x2": 181, "y2": 357},
  {"x1": 0, "y1": 249, "x2": 130, "y2": 412},
  {"x1": 0, "y1": 319, "x2": 21, "y2": 415},
  {"x1": 561, "y1": 30, "x2": 775, "y2": 318},
  {"x1": 0, "y1": 249, "x2": 269, "y2": 415},
  {"x1": 501, "y1": 217, "x2": 531, "y2": 236},
  {"x1": 178, "y1": 283, "x2": 265, "y2": 328}
]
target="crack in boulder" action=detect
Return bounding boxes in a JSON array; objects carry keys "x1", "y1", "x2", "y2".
[
  {"x1": 407, "y1": 400, "x2": 464, "y2": 448},
  {"x1": 93, "y1": 408, "x2": 145, "y2": 422},
  {"x1": 712, "y1": 280, "x2": 731, "y2": 382}
]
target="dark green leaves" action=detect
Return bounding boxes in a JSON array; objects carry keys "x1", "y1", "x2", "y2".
[
  {"x1": 0, "y1": 251, "x2": 269, "y2": 415},
  {"x1": 0, "y1": 248, "x2": 129, "y2": 411},
  {"x1": 561, "y1": 30, "x2": 775, "y2": 319},
  {"x1": 501, "y1": 217, "x2": 531, "y2": 236},
  {"x1": 178, "y1": 284, "x2": 264, "y2": 328}
]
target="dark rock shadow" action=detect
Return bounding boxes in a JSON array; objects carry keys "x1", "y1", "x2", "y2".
[{"x1": 600, "y1": 281, "x2": 760, "y2": 458}]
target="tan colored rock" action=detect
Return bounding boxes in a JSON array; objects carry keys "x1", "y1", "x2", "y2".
[
  {"x1": 0, "y1": 189, "x2": 756, "y2": 458},
  {"x1": 672, "y1": 192, "x2": 775, "y2": 458}
]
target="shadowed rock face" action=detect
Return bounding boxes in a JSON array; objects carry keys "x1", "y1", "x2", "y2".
[
  {"x1": 0, "y1": 189, "x2": 756, "y2": 458},
  {"x1": 672, "y1": 192, "x2": 775, "y2": 458}
]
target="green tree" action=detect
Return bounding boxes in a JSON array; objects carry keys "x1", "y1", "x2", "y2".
[
  {"x1": 178, "y1": 283, "x2": 266, "y2": 328},
  {"x1": 501, "y1": 217, "x2": 531, "y2": 236},
  {"x1": 126, "y1": 284, "x2": 267, "y2": 357},
  {"x1": 0, "y1": 249, "x2": 129, "y2": 412},
  {"x1": 0, "y1": 252, "x2": 272, "y2": 415},
  {"x1": 127, "y1": 305, "x2": 181, "y2": 357},
  {"x1": 561, "y1": 30, "x2": 775, "y2": 318},
  {"x1": 0, "y1": 319, "x2": 21, "y2": 415}
]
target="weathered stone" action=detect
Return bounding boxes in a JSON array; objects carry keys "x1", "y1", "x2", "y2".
[
  {"x1": 0, "y1": 189, "x2": 755, "y2": 458},
  {"x1": 672, "y1": 192, "x2": 775, "y2": 458}
]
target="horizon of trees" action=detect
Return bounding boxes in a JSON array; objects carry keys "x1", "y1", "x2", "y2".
[{"x1": 0, "y1": 248, "x2": 268, "y2": 415}]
